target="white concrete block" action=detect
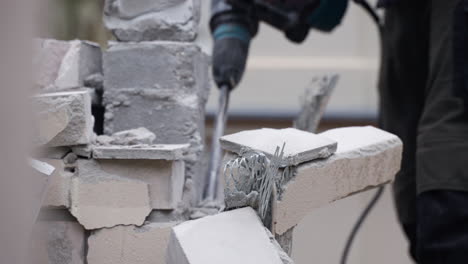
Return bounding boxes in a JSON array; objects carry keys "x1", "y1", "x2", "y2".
[
  {"x1": 220, "y1": 128, "x2": 337, "y2": 167},
  {"x1": 87, "y1": 222, "x2": 178, "y2": 264},
  {"x1": 34, "y1": 39, "x2": 102, "y2": 92},
  {"x1": 41, "y1": 159, "x2": 73, "y2": 208},
  {"x1": 30, "y1": 221, "x2": 86, "y2": 264},
  {"x1": 274, "y1": 126, "x2": 402, "y2": 235},
  {"x1": 92, "y1": 144, "x2": 189, "y2": 160},
  {"x1": 34, "y1": 90, "x2": 94, "y2": 147},
  {"x1": 71, "y1": 160, "x2": 152, "y2": 230},
  {"x1": 166, "y1": 207, "x2": 283, "y2": 264},
  {"x1": 96, "y1": 159, "x2": 185, "y2": 209},
  {"x1": 103, "y1": 0, "x2": 200, "y2": 42}
]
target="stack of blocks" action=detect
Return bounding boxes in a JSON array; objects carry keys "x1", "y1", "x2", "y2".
[{"x1": 32, "y1": 1, "x2": 209, "y2": 263}]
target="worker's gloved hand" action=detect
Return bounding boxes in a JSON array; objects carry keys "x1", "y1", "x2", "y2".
[{"x1": 212, "y1": 23, "x2": 251, "y2": 90}]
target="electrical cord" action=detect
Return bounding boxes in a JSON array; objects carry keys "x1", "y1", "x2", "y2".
[{"x1": 340, "y1": 1, "x2": 385, "y2": 264}]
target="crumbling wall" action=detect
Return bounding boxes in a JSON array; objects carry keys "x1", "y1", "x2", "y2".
[{"x1": 31, "y1": 1, "x2": 209, "y2": 263}]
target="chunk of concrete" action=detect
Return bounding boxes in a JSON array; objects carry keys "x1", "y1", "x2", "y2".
[
  {"x1": 97, "y1": 127, "x2": 156, "y2": 146},
  {"x1": 33, "y1": 39, "x2": 102, "y2": 92},
  {"x1": 220, "y1": 128, "x2": 337, "y2": 167},
  {"x1": 103, "y1": 0, "x2": 200, "y2": 42},
  {"x1": 30, "y1": 221, "x2": 86, "y2": 264},
  {"x1": 166, "y1": 207, "x2": 283, "y2": 264},
  {"x1": 93, "y1": 144, "x2": 189, "y2": 160},
  {"x1": 41, "y1": 159, "x2": 73, "y2": 208},
  {"x1": 88, "y1": 222, "x2": 178, "y2": 264},
  {"x1": 34, "y1": 91, "x2": 94, "y2": 147},
  {"x1": 71, "y1": 159, "x2": 152, "y2": 229},
  {"x1": 273, "y1": 126, "x2": 402, "y2": 235}
]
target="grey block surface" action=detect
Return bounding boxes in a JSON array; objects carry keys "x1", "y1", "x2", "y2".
[
  {"x1": 103, "y1": 0, "x2": 201, "y2": 42},
  {"x1": 104, "y1": 41, "x2": 209, "y2": 99},
  {"x1": 220, "y1": 128, "x2": 337, "y2": 167},
  {"x1": 33, "y1": 39, "x2": 102, "y2": 92}
]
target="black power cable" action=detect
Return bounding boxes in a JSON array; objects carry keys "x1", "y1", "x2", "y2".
[{"x1": 340, "y1": 2, "x2": 384, "y2": 264}]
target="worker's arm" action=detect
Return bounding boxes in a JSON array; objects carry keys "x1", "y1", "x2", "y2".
[{"x1": 210, "y1": 0, "x2": 349, "y2": 90}]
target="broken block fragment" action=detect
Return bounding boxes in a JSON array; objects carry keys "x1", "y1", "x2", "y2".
[
  {"x1": 103, "y1": 0, "x2": 201, "y2": 42},
  {"x1": 33, "y1": 39, "x2": 102, "y2": 92},
  {"x1": 166, "y1": 207, "x2": 284, "y2": 264},
  {"x1": 220, "y1": 128, "x2": 337, "y2": 167},
  {"x1": 41, "y1": 159, "x2": 73, "y2": 208},
  {"x1": 88, "y1": 222, "x2": 179, "y2": 264},
  {"x1": 31, "y1": 221, "x2": 86, "y2": 264},
  {"x1": 34, "y1": 90, "x2": 94, "y2": 147},
  {"x1": 71, "y1": 159, "x2": 152, "y2": 229},
  {"x1": 274, "y1": 126, "x2": 402, "y2": 235}
]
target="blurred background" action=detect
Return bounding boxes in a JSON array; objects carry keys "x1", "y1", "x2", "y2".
[{"x1": 43, "y1": 0, "x2": 413, "y2": 263}]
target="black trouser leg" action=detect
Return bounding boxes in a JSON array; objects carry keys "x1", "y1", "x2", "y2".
[{"x1": 417, "y1": 191, "x2": 468, "y2": 263}]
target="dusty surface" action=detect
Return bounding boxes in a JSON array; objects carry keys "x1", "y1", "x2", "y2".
[
  {"x1": 88, "y1": 222, "x2": 178, "y2": 264},
  {"x1": 166, "y1": 207, "x2": 283, "y2": 264},
  {"x1": 103, "y1": 0, "x2": 200, "y2": 42},
  {"x1": 33, "y1": 39, "x2": 102, "y2": 92},
  {"x1": 71, "y1": 159, "x2": 152, "y2": 230},
  {"x1": 220, "y1": 128, "x2": 337, "y2": 167},
  {"x1": 34, "y1": 90, "x2": 94, "y2": 147},
  {"x1": 274, "y1": 126, "x2": 402, "y2": 235}
]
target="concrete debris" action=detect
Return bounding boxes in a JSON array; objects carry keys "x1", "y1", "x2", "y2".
[
  {"x1": 88, "y1": 222, "x2": 179, "y2": 264},
  {"x1": 103, "y1": 0, "x2": 201, "y2": 42},
  {"x1": 71, "y1": 159, "x2": 152, "y2": 229},
  {"x1": 30, "y1": 221, "x2": 86, "y2": 264},
  {"x1": 220, "y1": 128, "x2": 337, "y2": 167},
  {"x1": 34, "y1": 90, "x2": 94, "y2": 147},
  {"x1": 41, "y1": 159, "x2": 73, "y2": 208},
  {"x1": 93, "y1": 144, "x2": 189, "y2": 160},
  {"x1": 33, "y1": 39, "x2": 102, "y2": 92},
  {"x1": 97, "y1": 127, "x2": 156, "y2": 146},
  {"x1": 274, "y1": 126, "x2": 402, "y2": 235},
  {"x1": 166, "y1": 207, "x2": 283, "y2": 264}
]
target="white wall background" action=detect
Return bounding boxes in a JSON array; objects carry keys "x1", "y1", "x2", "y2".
[{"x1": 197, "y1": 1, "x2": 414, "y2": 263}]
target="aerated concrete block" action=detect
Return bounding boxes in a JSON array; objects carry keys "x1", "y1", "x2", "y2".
[
  {"x1": 103, "y1": 0, "x2": 201, "y2": 42},
  {"x1": 166, "y1": 207, "x2": 284, "y2": 264},
  {"x1": 103, "y1": 89, "x2": 204, "y2": 147},
  {"x1": 31, "y1": 221, "x2": 86, "y2": 264},
  {"x1": 41, "y1": 159, "x2": 73, "y2": 208},
  {"x1": 103, "y1": 41, "x2": 209, "y2": 99},
  {"x1": 34, "y1": 90, "x2": 94, "y2": 147},
  {"x1": 220, "y1": 128, "x2": 337, "y2": 167},
  {"x1": 88, "y1": 222, "x2": 179, "y2": 264},
  {"x1": 71, "y1": 159, "x2": 152, "y2": 229},
  {"x1": 273, "y1": 126, "x2": 402, "y2": 235},
  {"x1": 34, "y1": 39, "x2": 102, "y2": 92}
]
